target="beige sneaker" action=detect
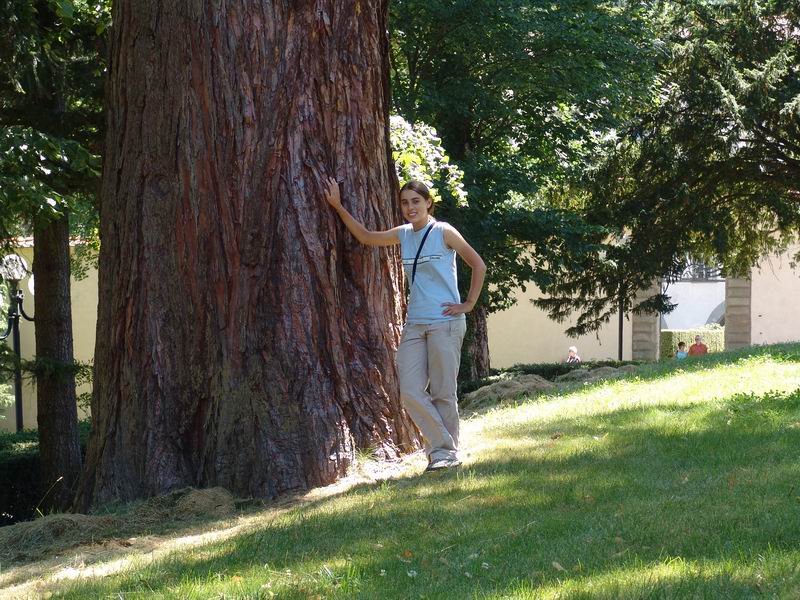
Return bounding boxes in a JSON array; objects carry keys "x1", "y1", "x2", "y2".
[{"x1": 425, "y1": 458, "x2": 462, "y2": 472}]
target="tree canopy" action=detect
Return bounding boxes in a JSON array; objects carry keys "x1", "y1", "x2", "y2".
[
  {"x1": 0, "y1": 0, "x2": 107, "y2": 244},
  {"x1": 390, "y1": 0, "x2": 661, "y2": 314},
  {"x1": 536, "y1": 0, "x2": 800, "y2": 335}
]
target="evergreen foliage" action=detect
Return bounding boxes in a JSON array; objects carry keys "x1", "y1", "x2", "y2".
[
  {"x1": 537, "y1": 0, "x2": 800, "y2": 334},
  {"x1": 0, "y1": 0, "x2": 107, "y2": 244},
  {"x1": 390, "y1": 0, "x2": 661, "y2": 313}
]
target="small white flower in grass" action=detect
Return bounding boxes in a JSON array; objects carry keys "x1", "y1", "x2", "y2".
[
  {"x1": 481, "y1": 562, "x2": 490, "y2": 569},
  {"x1": 464, "y1": 571, "x2": 473, "y2": 578},
  {"x1": 407, "y1": 569, "x2": 417, "y2": 578},
  {"x1": 380, "y1": 569, "x2": 387, "y2": 577}
]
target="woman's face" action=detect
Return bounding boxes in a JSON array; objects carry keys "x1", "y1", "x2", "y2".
[{"x1": 400, "y1": 190, "x2": 432, "y2": 227}]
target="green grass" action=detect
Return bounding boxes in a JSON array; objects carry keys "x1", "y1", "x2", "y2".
[{"x1": 54, "y1": 344, "x2": 800, "y2": 598}]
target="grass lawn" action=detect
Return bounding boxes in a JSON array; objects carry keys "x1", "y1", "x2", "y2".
[{"x1": 42, "y1": 344, "x2": 800, "y2": 598}]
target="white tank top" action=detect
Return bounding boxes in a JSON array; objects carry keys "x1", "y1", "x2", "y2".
[{"x1": 398, "y1": 219, "x2": 465, "y2": 324}]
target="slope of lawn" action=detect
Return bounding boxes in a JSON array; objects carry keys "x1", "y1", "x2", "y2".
[{"x1": 50, "y1": 344, "x2": 800, "y2": 598}]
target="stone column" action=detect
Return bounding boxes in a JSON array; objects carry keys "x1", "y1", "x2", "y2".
[
  {"x1": 631, "y1": 281, "x2": 662, "y2": 361},
  {"x1": 724, "y1": 277, "x2": 752, "y2": 350}
]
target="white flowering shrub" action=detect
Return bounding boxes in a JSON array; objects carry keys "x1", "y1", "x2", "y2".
[{"x1": 390, "y1": 115, "x2": 467, "y2": 207}]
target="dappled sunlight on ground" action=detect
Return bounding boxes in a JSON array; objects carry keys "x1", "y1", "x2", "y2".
[
  {"x1": 0, "y1": 452, "x2": 428, "y2": 598},
  {"x1": 2, "y1": 345, "x2": 800, "y2": 598},
  {"x1": 464, "y1": 355, "x2": 800, "y2": 446},
  {"x1": 494, "y1": 548, "x2": 800, "y2": 599}
]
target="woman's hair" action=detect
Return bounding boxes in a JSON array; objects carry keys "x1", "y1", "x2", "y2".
[{"x1": 400, "y1": 180, "x2": 434, "y2": 215}]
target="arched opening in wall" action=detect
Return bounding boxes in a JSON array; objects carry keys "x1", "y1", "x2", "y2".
[{"x1": 707, "y1": 300, "x2": 726, "y2": 326}]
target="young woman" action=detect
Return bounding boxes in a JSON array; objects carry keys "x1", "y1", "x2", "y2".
[{"x1": 324, "y1": 177, "x2": 486, "y2": 471}]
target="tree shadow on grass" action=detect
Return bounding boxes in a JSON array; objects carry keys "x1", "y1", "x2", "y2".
[
  {"x1": 59, "y1": 387, "x2": 800, "y2": 599},
  {"x1": 462, "y1": 343, "x2": 800, "y2": 419},
  {"x1": 11, "y1": 344, "x2": 792, "y2": 571}
]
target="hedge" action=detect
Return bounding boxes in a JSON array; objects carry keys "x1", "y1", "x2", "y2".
[
  {"x1": 660, "y1": 327, "x2": 725, "y2": 360},
  {"x1": 459, "y1": 359, "x2": 645, "y2": 396},
  {"x1": 0, "y1": 421, "x2": 90, "y2": 526}
]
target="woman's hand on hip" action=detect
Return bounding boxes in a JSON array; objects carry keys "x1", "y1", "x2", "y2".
[{"x1": 441, "y1": 301, "x2": 473, "y2": 316}]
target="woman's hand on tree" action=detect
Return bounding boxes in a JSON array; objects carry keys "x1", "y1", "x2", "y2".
[
  {"x1": 441, "y1": 301, "x2": 474, "y2": 316},
  {"x1": 324, "y1": 177, "x2": 342, "y2": 209}
]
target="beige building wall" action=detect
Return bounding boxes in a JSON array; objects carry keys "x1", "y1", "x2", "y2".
[
  {"x1": 0, "y1": 246, "x2": 97, "y2": 432},
  {"x1": 487, "y1": 284, "x2": 633, "y2": 369},
  {"x1": 490, "y1": 246, "x2": 800, "y2": 367},
  {"x1": 750, "y1": 245, "x2": 800, "y2": 346}
]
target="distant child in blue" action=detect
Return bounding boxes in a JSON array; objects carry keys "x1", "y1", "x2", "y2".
[{"x1": 675, "y1": 342, "x2": 688, "y2": 360}]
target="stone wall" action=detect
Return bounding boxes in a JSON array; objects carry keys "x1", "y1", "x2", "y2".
[
  {"x1": 631, "y1": 281, "x2": 662, "y2": 361},
  {"x1": 725, "y1": 277, "x2": 752, "y2": 350}
]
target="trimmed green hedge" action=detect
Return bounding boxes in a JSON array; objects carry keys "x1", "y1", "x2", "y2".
[
  {"x1": 505, "y1": 359, "x2": 644, "y2": 381},
  {"x1": 660, "y1": 328, "x2": 725, "y2": 360},
  {"x1": 459, "y1": 359, "x2": 645, "y2": 396},
  {"x1": 0, "y1": 421, "x2": 90, "y2": 525}
]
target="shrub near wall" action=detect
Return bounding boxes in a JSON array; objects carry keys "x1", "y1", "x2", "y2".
[
  {"x1": 459, "y1": 359, "x2": 645, "y2": 395},
  {"x1": 660, "y1": 328, "x2": 725, "y2": 360},
  {"x1": 505, "y1": 360, "x2": 645, "y2": 381},
  {"x1": 0, "y1": 421, "x2": 90, "y2": 525},
  {"x1": 0, "y1": 429, "x2": 42, "y2": 526}
]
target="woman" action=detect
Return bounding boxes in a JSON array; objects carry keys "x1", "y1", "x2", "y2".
[{"x1": 324, "y1": 177, "x2": 486, "y2": 471}]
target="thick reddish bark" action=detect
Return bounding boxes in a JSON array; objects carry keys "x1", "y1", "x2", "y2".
[
  {"x1": 33, "y1": 214, "x2": 82, "y2": 510},
  {"x1": 462, "y1": 305, "x2": 491, "y2": 381},
  {"x1": 76, "y1": 1, "x2": 416, "y2": 509}
]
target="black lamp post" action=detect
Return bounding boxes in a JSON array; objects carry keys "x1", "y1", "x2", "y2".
[{"x1": 0, "y1": 254, "x2": 34, "y2": 433}]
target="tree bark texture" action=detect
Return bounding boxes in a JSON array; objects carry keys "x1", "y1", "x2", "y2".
[
  {"x1": 33, "y1": 214, "x2": 82, "y2": 510},
  {"x1": 461, "y1": 305, "x2": 491, "y2": 382},
  {"x1": 76, "y1": 0, "x2": 416, "y2": 509}
]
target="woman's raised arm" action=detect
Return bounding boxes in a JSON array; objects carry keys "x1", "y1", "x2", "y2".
[{"x1": 324, "y1": 177, "x2": 401, "y2": 247}]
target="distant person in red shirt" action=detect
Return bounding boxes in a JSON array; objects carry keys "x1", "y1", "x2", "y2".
[{"x1": 688, "y1": 335, "x2": 708, "y2": 356}]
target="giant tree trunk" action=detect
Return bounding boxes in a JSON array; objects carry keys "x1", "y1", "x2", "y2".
[
  {"x1": 454, "y1": 247, "x2": 490, "y2": 382},
  {"x1": 461, "y1": 306, "x2": 490, "y2": 381},
  {"x1": 34, "y1": 214, "x2": 82, "y2": 510},
  {"x1": 76, "y1": 1, "x2": 416, "y2": 509}
]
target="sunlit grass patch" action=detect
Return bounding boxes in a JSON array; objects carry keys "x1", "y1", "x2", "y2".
[{"x1": 36, "y1": 344, "x2": 800, "y2": 598}]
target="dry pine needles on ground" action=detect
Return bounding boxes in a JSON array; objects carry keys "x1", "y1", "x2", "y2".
[{"x1": 0, "y1": 487, "x2": 235, "y2": 563}]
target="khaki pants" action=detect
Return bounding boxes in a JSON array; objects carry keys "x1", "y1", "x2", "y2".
[{"x1": 397, "y1": 319, "x2": 467, "y2": 461}]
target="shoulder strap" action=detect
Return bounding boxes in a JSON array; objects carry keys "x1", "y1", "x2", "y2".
[{"x1": 412, "y1": 223, "x2": 434, "y2": 285}]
